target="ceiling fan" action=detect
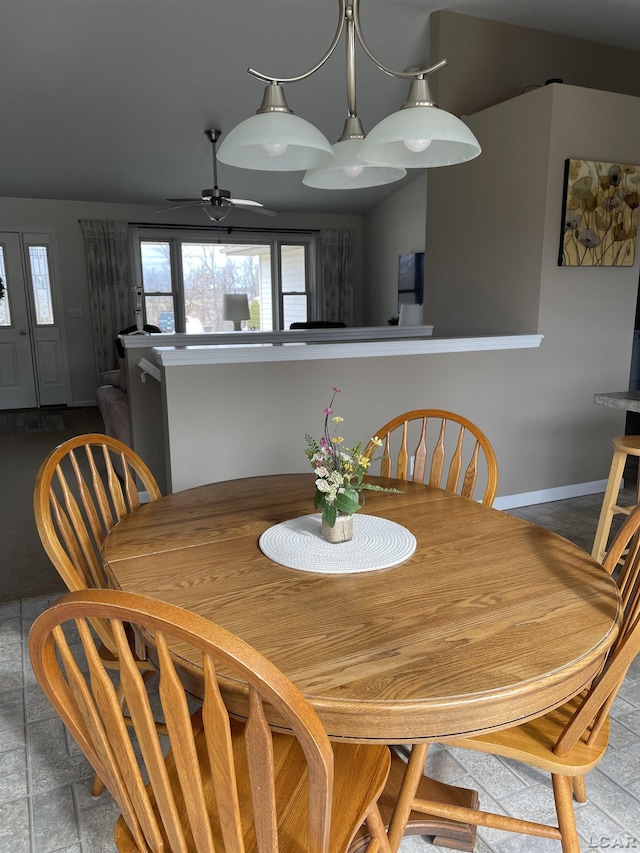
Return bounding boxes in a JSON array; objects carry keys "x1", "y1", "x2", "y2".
[{"x1": 158, "y1": 129, "x2": 278, "y2": 222}]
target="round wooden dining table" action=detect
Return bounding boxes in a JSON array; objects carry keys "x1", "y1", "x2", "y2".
[{"x1": 103, "y1": 473, "x2": 620, "y2": 851}]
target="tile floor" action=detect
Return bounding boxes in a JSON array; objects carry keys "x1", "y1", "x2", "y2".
[{"x1": 2, "y1": 492, "x2": 640, "y2": 852}]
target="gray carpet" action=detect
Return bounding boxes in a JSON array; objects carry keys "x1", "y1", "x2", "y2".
[
  {"x1": 0, "y1": 407, "x2": 105, "y2": 601},
  {"x1": 0, "y1": 408, "x2": 66, "y2": 435}
]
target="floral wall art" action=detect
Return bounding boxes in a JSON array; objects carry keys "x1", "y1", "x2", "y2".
[{"x1": 559, "y1": 159, "x2": 639, "y2": 266}]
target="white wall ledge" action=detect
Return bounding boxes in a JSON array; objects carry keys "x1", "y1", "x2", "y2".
[
  {"x1": 120, "y1": 325, "x2": 435, "y2": 349},
  {"x1": 150, "y1": 334, "x2": 544, "y2": 366}
]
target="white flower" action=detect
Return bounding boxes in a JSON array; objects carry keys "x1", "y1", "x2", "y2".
[{"x1": 315, "y1": 479, "x2": 331, "y2": 492}]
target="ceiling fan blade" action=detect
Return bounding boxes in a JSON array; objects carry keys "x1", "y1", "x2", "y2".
[
  {"x1": 166, "y1": 197, "x2": 210, "y2": 204},
  {"x1": 230, "y1": 198, "x2": 264, "y2": 206},
  {"x1": 231, "y1": 200, "x2": 279, "y2": 216},
  {"x1": 154, "y1": 200, "x2": 207, "y2": 213}
]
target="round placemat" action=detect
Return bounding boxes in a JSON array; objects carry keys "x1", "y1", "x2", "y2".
[{"x1": 258, "y1": 514, "x2": 416, "y2": 574}]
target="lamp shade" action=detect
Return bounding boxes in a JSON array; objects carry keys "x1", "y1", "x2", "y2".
[
  {"x1": 217, "y1": 111, "x2": 334, "y2": 172},
  {"x1": 399, "y1": 302, "x2": 424, "y2": 326},
  {"x1": 223, "y1": 293, "x2": 250, "y2": 330},
  {"x1": 303, "y1": 137, "x2": 406, "y2": 189},
  {"x1": 359, "y1": 105, "x2": 481, "y2": 169}
]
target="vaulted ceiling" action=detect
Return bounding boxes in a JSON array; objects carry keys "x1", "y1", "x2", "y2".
[{"x1": 1, "y1": 0, "x2": 639, "y2": 217}]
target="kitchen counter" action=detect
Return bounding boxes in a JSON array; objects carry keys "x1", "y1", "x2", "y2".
[{"x1": 593, "y1": 391, "x2": 640, "y2": 413}]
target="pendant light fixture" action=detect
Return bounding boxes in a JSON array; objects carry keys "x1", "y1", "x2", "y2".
[
  {"x1": 302, "y1": 5, "x2": 406, "y2": 190},
  {"x1": 217, "y1": 0, "x2": 481, "y2": 188}
]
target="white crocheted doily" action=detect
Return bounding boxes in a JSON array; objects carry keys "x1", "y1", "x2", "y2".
[{"x1": 258, "y1": 514, "x2": 416, "y2": 574}]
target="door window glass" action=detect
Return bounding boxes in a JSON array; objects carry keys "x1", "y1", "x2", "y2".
[
  {"x1": 0, "y1": 246, "x2": 11, "y2": 327},
  {"x1": 28, "y1": 245, "x2": 55, "y2": 325}
]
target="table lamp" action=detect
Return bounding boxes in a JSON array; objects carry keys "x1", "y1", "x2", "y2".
[
  {"x1": 399, "y1": 303, "x2": 424, "y2": 326},
  {"x1": 223, "y1": 293, "x2": 250, "y2": 331}
]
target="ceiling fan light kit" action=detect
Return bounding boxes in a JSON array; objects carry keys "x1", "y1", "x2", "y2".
[
  {"x1": 158, "y1": 128, "x2": 278, "y2": 222},
  {"x1": 218, "y1": 0, "x2": 481, "y2": 191}
]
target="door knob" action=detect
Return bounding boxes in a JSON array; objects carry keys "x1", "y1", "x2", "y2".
[{"x1": 19, "y1": 329, "x2": 28, "y2": 335}]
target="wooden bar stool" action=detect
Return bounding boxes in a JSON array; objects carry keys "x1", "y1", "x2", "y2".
[{"x1": 592, "y1": 435, "x2": 640, "y2": 562}]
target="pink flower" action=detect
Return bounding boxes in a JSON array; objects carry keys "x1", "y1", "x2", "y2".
[
  {"x1": 323, "y1": 407, "x2": 333, "y2": 415},
  {"x1": 332, "y1": 387, "x2": 341, "y2": 393}
]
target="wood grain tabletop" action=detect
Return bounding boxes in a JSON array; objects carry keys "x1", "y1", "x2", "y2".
[{"x1": 104, "y1": 474, "x2": 620, "y2": 744}]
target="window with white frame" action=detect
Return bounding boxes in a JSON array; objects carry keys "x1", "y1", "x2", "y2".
[{"x1": 130, "y1": 227, "x2": 318, "y2": 333}]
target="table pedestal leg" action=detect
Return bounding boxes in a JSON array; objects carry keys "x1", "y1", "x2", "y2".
[{"x1": 350, "y1": 750, "x2": 478, "y2": 853}]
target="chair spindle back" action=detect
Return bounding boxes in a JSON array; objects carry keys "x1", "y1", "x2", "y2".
[
  {"x1": 28, "y1": 589, "x2": 373, "y2": 853},
  {"x1": 34, "y1": 433, "x2": 161, "y2": 594},
  {"x1": 555, "y1": 502, "x2": 640, "y2": 756},
  {"x1": 364, "y1": 409, "x2": 498, "y2": 506}
]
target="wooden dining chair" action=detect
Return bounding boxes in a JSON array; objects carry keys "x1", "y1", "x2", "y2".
[
  {"x1": 386, "y1": 501, "x2": 640, "y2": 853},
  {"x1": 33, "y1": 432, "x2": 163, "y2": 796},
  {"x1": 28, "y1": 589, "x2": 392, "y2": 853},
  {"x1": 363, "y1": 409, "x2": 498, "y2": 506}
]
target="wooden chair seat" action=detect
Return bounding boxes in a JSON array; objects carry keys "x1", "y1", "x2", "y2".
[
  {"x1": 363, "y1": 409, "x2": 498, "y2": 506},
  {"x1": 445, "y1": 691, "x2": 610, "y2": 776},
  {"x1": 115, "y1": 713, "x2": 386, "y2": 853},
  {"x1": 29, "y1": 589, "x2": 392, "y2": 853}
]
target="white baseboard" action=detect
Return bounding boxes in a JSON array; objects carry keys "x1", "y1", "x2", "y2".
[{"x1": 493, "y1": 480, "x2": 608, "y2": 511}]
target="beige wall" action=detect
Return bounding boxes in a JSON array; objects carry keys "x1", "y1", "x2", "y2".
[
  {"x1": 429, "y1": 11, "x2": 640, "y2": 117},
  {"x1": 363, "y1": 173, "x2": 427, "y2": 326},
  {"x1": 161, "y1": 353, "x2": 532, "y2": 496},
  {"x1": 424, "y1": 86, "x2": 551, "y2": 335},
  {"x1": 425, "y1": 82, "x2": 640, "y2": 496},
  {"x1": 0, "y1": 198, "x2": 365, "y2": 404}
]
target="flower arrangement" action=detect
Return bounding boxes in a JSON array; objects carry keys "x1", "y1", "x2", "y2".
[{"x1": 305, "y1": 387, "x2": 401, "y2": 528}]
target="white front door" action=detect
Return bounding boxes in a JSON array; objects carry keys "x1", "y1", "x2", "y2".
[
  {"x1": 0, "y1": 232, "x2": 38, "y2": 408},
  {"x1": 0, "y1": 230, "x2": 71, "y2": 410}
]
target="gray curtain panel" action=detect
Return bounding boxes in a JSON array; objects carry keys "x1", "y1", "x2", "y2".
[
  {"x1": 80, "y1": 219, "x2": 130, "y2": 375},
  {"x1": 320, "y1": 229, "x2": 353, "y2": 325}
]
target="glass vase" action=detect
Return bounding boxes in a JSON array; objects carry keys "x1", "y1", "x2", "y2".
[{"x1": 321, "y1": 512, "x2": 354, "y2": 543}]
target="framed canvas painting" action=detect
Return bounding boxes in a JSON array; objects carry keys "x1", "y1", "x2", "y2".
[{"x1": 559, "y1": 159, "x2": 639, "y2": 266}]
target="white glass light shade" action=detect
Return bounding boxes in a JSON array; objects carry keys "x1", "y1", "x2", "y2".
[
  {"x1": 359, "y1": 106, "x2": 481, "y2": 169},
  {"x1": 217, "y1": 112, "x2": 334, "y2": 172},
  {"x1": 302, "y1": 138, "x2": 406, "y2": 189}
]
